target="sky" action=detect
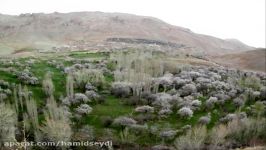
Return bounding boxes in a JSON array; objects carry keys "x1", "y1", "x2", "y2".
[{"x1": 1, "y1": 0, "x2": 265, "y2": 48}]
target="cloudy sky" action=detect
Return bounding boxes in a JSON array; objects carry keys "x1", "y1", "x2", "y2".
[{"x1": 1, "y1": 0, "x2": 265, "y2": 47}]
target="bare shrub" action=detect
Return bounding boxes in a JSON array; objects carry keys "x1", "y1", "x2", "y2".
[
  {"x1": 66, "y1": 74, "x2": 74, "y2": 99},
  {"x1": 239, "y1": 76, "x2": 262, "y2": 91},
  {"x1": 119, "y1": 127, "x2": 137, "y2": 144},
  {"x1": 40, "y1": 98, "x2": 72, "y2": 147},
  {"x1": 42, "y1": 72, "x2": 54, "y2": 98},
  {"x1": 226, "y1": 118, "x2": 266, "y2": 146},
  {"x1": 208, "y1": 124, "x2": 229, "y2": 149},
  {"x1": 25, "y1": 97, "x2": 41, "y2": 140},
  {"x1": 72, "y1": 69, "x2": 105, "y2": 89},
  {"x1": 174, "y1": 125, "x2": 207, "y2": 150},
  {"x1": 0, "y1": 103, "x2": 17, "y2": 145},
  {"x1": 111, "y1": 82, "x2": 132, "y2": 98},
  {"x1": 72, "y1": 125, "x2": 94, "y2": 141}
]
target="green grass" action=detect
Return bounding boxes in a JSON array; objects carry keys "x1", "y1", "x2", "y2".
[
  {"x1": 30, "y1": 61, "x2": 66, "y2": 99},
  {"x1": 79, "y1": 96, "x2": 134, "y2": 139},
  {"x1": 0, "y1": 70, "x2": 18, "y2": 83},
  {"x1": 69, "y1": 52, "x2": 109, "y2": 59},
  {"x1": 85, "y1": 96, "x2": 134, "y2": 127}
]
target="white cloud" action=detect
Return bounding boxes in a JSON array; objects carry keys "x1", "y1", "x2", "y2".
[{"x1": 1, "y1": 0, "x2": 265, "y2": 47}]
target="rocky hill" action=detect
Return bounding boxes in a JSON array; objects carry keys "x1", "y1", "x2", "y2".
[{"x1": 0, "y1": 12, "x2": 253, "y2": 56}]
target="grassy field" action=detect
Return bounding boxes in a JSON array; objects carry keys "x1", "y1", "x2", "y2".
[{"x1": 0, "y1": 50, "x2": 265, "y2": 149}]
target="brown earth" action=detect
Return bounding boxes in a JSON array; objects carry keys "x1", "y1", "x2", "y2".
[
  {"x1": 212, "y1": 49, "x2": 266, "y2": 72},
  {"x1": 0, "y1": 12, "x2": 253, "y2": 56}
]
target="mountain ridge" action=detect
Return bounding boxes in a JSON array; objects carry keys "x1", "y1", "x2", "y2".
[{"x1": 0, "y1": 11, "x2": 254, "y2": 55}]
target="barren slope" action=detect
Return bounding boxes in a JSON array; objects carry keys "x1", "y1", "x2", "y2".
[
  {"x1": 213, "y1": 49, "x2": 266, "y2": 72},
  {"x1": 0, "y1": 12, "x2": 253, "y2": 55}
]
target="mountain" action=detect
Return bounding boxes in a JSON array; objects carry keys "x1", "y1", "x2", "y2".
[
  {"x1": 0, "y1": 11, "x2": 253, "y2": 56},
  {"x1": 213, "y1": 49, "x2": 266, "y2": 72}
]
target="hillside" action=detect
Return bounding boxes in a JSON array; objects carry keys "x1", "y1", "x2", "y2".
[
  {"x1": 213, "y1": 49, "x2": 266, "y2": 72},
  {"x1": 0, "y1": 12, "x2": 253, "y2": 56},
  {"x1": 0, "y1": 50, "x2": 265, "y2": 149}
]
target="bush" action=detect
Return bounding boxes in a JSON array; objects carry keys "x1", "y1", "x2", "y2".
[
  {"x1": 124, "y1": 96, "x2": 142, "y2": 106},
  {"x1": 75, "y1": 104, "x2": 93, "y2": 115},
  {"x1": 134, "y1": 114, "x2": 156, "y2": 124},
  {"x1": 61, "y1": 97, "x2": 71, "y2": 106},
  {"x1": 3, "y1": 89, "x2": 12, "y2": 95},
  {"x1": 101, "y1": 116, "x2": 113, "y2": 127},
  {"x1": 113, "y1": 116, "x2": 137, "y2": 129},
  {"x1": 173, "y1": 77, "x2": 189, "y2": 89},
  {"x1": 72, "y1": 125, "x2": 94, "y2": 142},
  {"x1": 180, "y1": 84, "x2": 197, "y2": 96},
  {"x1": 152, "y1": 145, "x2": 175, "y2": 150},
  {"x1": 111, "y1": 82, "x2": 132, "y2": 98},
  {"x1": 128, "y1": 124, "x2": 148, "y2": 135},
  {"x1": 97, "y1": 95, "x2": 106, "y2": 104},
  {"x1": 191, "y1": 99, "x2": 202, "y2": 107},
  {"x1": 135, "y1": 105, "x2": 154, "y2": 113},
  {"x1": 198, "y1": 115, "x2": 211, "y2": 125},
  {"x1": 226, "y1": 118, "x2": 266, "y2": 146},
  {"x1": 208, "y1": 124, "x2": 229, "y2": 149},
  {"x1": 159, "y1": 130, "x2": 177, "y2": 141},
  {"x1": 85, "y1": 82, "x2": 97, "y2": 91},
  {"x1": 233, "y1": 97, "x2": 245, "y2": 107},
  {"x1": 178, "y1": 107, "x2": 193, "y2": 118},
  {"x1": 73, "y1": 93, "x2": 90, "y2": 104},
  {"x1": 0, "y1": 80, "x2": 10, "y2": 88},
  {"x1": 205, "y1": 97, "x2": 218, "y2": 109},
  {"x1": 0, "y1": 93, "x2": 8, "y2": 102},
  {"x1": 159, "y1": 108, "x2": 173, "y2": 117},
  {"x1": 251, "y1": 101, "x2": 266, "y2": 118},
  {"x1": 16, "y1": 70, "x2": 39, "y2": 85},
  {"x1": 219, "y1": 113, "x2": 238, "y2": 123},
  {"x1": 181, "y1": 125, "x2": 191, "y2": 131},
  {"x1": 239, "y1": 76, "x2": 262, "y2": 91},
  {"x1": 260, "y1": 86, "x2": 266, "y2": 99},
  {"x1": 85, "y1": 90, "x2": 100, "y2": 101},
  {"x1": 175, "y1": 125, "x2": 207, "y2": 150},
  {"x1": 155, "y1": 73, "x2": 173, "y2": 91},
  {"x1": 72, "y1": 69, "x2": 105, "y2": 89},
  {"x1": 152, "y1": 93, "x2": 172, "y2": 109}
]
